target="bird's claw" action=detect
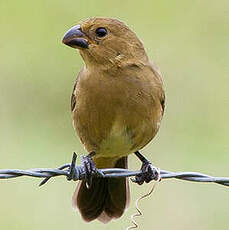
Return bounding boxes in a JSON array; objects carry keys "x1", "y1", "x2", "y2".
[
  {"x1": 81, "y1": 154, "x2": 97, "y2": 188},
  {"x1": 132, "y1": 161, "x2": 160, "y2": 185}
]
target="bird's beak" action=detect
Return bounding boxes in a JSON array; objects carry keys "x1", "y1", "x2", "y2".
[{"x1": 62, "y1": 25, "x2": 89, "y2": 49}]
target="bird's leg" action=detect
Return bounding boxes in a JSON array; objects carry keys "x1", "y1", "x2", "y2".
[
  {"x1": 81, "y1": 151, "x2": 97, "y2": 188},
  {"x1": 132, "y1": 151, "x2": 160, "y2": 185}
]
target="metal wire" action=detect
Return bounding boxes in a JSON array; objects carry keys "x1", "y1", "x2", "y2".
[
  {"x1": 126, "y1": 171, "x2": 161, "y2": 230},
  {"x1": 0, "y1": 153, "x2": 228, "y2": 187}
]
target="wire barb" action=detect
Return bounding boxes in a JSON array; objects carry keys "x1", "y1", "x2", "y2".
[{"x1": 0, "y1": 153, "x2": 228, "y2": 188}]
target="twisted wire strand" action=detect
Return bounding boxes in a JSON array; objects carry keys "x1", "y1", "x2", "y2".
[{"x1": 0, "y1": 153, "x2": 228, "y2": 187}]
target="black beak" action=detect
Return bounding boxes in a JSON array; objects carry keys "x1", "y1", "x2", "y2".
[{"x1": 62, "y1": 25, "x2": 89, "y2": 49}]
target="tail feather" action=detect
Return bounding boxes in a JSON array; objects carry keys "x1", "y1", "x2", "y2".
[
  {"x1": 72, "y1": 156, "x2": 129, "y2": 223},
  {"x1": 104, "y1": 177, "x2": 128, "y2": 217},
  {"x1": 73, "y1": 178, "x2": 108, "y2": 222}
]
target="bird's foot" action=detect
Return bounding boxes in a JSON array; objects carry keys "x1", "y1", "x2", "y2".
[
  {"x1": 81, "y1": 152, "x2": 104, "y2": 188},
  {"x1": 81, "y1": 152, "x2": 97, "y2": 188},
  {"x1": 132, "y1": 151, "x2": 160, "y2": 185},
  {"x1": 132, "y1": 161, "x2": 160, "y2": 185}
]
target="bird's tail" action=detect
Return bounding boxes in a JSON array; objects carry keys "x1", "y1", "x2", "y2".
[{"x1": 72, "y1": 156, "x2": 129, "y2": 223}]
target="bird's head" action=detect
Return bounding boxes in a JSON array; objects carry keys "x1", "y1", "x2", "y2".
[{"x1": 62, "y1": 17, "x2": 148, "y2": 69}]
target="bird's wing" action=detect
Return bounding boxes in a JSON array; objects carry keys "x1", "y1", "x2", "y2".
[
  {"x1": 160, "y1": 91, "x2": 165, "y2": 116},
  {"x1": 150, "y1": 61, "x2": 165, "y2": 114},
  {"x1": 71, "y1": 78, "x2": 77, "y2": 112},
  {"x1": 71, "y1": 68, "x2": 85, "y2": 112}
]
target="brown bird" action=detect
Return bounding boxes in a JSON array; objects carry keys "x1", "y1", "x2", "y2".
[{"x1": 62, "y1": 17, "x2": 165, "y2": 223}]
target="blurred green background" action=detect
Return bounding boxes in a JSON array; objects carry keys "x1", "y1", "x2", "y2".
[{"x1": 0, "y1": 0, "x2": 228, "y2": 229}]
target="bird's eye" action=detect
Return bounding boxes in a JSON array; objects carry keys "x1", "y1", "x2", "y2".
[{"x1": 95, "y1": 27, "x2": 107, "y2": 37}]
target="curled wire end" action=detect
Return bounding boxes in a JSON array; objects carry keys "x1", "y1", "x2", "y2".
[{"x1": 126, "y1": 168, "x2": 161, "y2": 230}]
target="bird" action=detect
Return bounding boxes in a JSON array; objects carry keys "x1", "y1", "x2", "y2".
[{"x1": 62, "y1": 17, "x2": 165, "y2": 223}]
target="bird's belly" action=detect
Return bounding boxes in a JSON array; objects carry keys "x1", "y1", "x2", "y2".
[
  {"x1": 74, "y1": 108, "x2": 157, "y2": 160},
  {"x1": 96, "y1": 122, "x2": 133, "y2": 158}
]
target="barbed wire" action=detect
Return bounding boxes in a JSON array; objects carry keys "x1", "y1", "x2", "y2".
[{"x1": 0, "y1": 153, "x2": 228, "y2": 187}]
